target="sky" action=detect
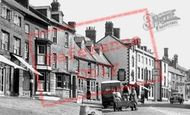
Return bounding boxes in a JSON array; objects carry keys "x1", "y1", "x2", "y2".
[{"x1": 30, "y1": 0, "x2": 190, "y2": 69}]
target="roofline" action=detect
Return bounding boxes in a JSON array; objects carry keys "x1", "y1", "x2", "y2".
[
  {"x1": 96, "y1": 35, "x2": 128, "y2": 49},
  {"x1": 84, "y1": 46, "x2": 112, "y2": 66}
]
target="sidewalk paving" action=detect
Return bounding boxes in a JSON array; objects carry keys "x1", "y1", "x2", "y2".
[{"x1": 0, "y1": 96, "x2": 80, "y2": 115}]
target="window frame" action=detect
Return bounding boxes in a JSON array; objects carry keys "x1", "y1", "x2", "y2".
[
  {"x1": 35, "y1": 28, "x2": 39, "y2": 39},
  {"x1": 37, "y1": 45, "x2": 46, "y2": 65},
  {"x1": 13, "y1": 13, "x2": 21, "y2": 27},
  {"x1": 52, "y1": 53, "x2": 57, "y2": 69},
  {"x1": 13, "y1": 36, "x2": 21, "y2": 55},
  {"x1": 52, "y1": 28, "x2": 57, "y2": 44},
  {"x1": 65, "y1": 56, "x2": 69, "y2": 70},
  {"x1": 1, "y1": 30, "x2": 10, "y2": 51},
  {"x1": 25, "y1": 24, "x2": 30, "y2": 34},
  {"x1": 24, "y1": 42, "x2": 29, "y2": 61},
  {"x1": 64, "y1": 32, "x2": 69, "y2": 48},
  {"x1": 41, "y1": 31, "x2": 45, "y2": 39}
]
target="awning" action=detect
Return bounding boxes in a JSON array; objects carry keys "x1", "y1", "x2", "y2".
[
  {"x1": 13, "y1": 54, "x2": 42, "y2": 76},
  {"x1": 0, "y1": 55, "x2": 25, "y2": 70}
]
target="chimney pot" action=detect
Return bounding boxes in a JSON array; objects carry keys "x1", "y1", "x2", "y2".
[
  {"x1": 68, "y1": 21, "x2": 76, "y2": 29},
  {"x1": 113, "y1": 28, "x2": 120, "y2": 39}
]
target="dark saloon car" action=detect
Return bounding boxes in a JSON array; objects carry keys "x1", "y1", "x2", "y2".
[{"x1": 170, "y1": 93, "x2": 184, "y2": 104}]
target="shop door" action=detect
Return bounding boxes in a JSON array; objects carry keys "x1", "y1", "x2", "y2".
[
  {"x1": 13, "y1": 69, "x2": 19, "y2": 95},
  {"x1": 0, "y1": 68, "x2": 5, "y2": 94}
]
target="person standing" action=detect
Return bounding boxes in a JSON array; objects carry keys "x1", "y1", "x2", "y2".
[
  {"x1": 130, "y1": 87, "x2": 138, "y2": 110},
  {"x1": 122, "y1": 85, "x2": 129, "y2": 101},
  {"x1": 141, "y1": 89, "x2": 145, "y2": 104}
]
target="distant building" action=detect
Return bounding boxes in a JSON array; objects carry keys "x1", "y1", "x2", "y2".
[
  {"x1": 133, "y1": 45, "x2": 155, "y2": 100},
  {"x1": 97, "y1": 35, "x2": 129, "y2": 84},
  {"x1": 156, "y1": 59, "x2": 169, "y2": 101},
  {"x1": 162, "y1": 48, "x2": 188, "y2": 100}
]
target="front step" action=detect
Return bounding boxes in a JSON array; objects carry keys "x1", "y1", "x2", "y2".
[{"x1": 35, "y1": 92, "x2": 60, "y2": 101}]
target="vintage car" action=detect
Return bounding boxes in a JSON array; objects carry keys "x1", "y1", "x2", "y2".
[
  {"x1": 170, "y1": 92, "x2": 184, "y2": 104},
  {"x1": 101, "y1": 80, "x2": 121, "y2": 108}
]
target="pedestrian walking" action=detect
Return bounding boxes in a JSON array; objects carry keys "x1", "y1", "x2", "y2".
[{"x1": 130, "y1": 87, "x2": 138, "y2": 110}]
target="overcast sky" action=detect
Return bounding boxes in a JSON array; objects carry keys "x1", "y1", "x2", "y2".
[{"x1": 30, "y1": 0, "x2": 190, "y2": 69}]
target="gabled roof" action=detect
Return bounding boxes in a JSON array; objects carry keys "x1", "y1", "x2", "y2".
[
  {"x1": 97, "y1": 35, "x2": 128, "y2": 48},
  {"x1": 74, "y1": 35, "x2": 111, "y2": 66},
  {"x1": 73, "y1": 36, "x2": 95, "y2": 62},
  {"x1": 91, "y1": 51, "x2": 111, "y2": 66}
]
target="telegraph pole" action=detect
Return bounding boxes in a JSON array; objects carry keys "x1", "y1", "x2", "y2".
[{"x1": 153, "y1": 60, "x2": 160, "y2": 102}]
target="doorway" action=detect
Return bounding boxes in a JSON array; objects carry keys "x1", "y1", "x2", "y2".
[
  {"x1": 13, "y1": 69, "x2": 19, "y2": 96},
  {"x1": 72, "y1": 76, "x2": 76, "y2": 98},
  {"x1": 0, "y1": 67, "x2": 6, "y2": 94},
  {"x1": 96, "y1": 82, "x2": 99, "y2": 100}
]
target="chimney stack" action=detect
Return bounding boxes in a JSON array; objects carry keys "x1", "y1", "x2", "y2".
[
  {"x1": 174, "y1": 54, "x2": 178, "y2": 64},
  {"x1": 113, "y1": 28, "x2": 120, "y2": 39},
  {"x1": 68, "y1": 21, "x2": 76, "y2": 29},
  {"x1": 85, "y1": 27, "x2": 96, "y2": 44},
  {"x1": 51, "y1": 0, "x2": 60, "y2": 12},
  {"x1": 105, "y1": 21, "x2": 114, "y2": 36},
  {"x1": 164, "y1": 48, "x2": 169, "y2": 58}
]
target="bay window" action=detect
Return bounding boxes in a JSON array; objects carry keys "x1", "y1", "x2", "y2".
[{"x1": 37, "y1": 45, "x2": 45, "y2": 64}]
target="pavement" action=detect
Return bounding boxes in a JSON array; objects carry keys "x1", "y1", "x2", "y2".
[
  {"x1": 103, "y1": 102, "x2": 190, "y2": 115},
  {"x1": 1, "y1": 96, "x2": 190, "y2": 115},
  {"x1": 0, "y1": 96, "x2": 80, "y2": 115},
  {"x1": 0, "y1": 96, "x2": 103, "y2": 115},
  {"x1": 103, "y1": 106, "x2": 190, "y2": 115}
]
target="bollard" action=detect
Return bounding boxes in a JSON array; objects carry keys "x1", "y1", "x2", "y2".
[{"x1": 79, "y1": 105, "x2": 90, "y2": 115}]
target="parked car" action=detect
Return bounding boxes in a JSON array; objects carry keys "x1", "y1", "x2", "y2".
[{"x1": 170, "y1": 92, "x2": 184, "y2": 104}]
